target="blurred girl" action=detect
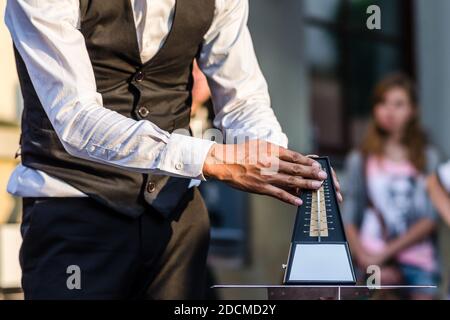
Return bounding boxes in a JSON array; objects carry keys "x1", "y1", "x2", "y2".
[{"x1": 343, "y1": 73, "x2": 441, "y2": 299}]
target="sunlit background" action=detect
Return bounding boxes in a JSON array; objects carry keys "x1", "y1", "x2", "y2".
[{"x1": 1, "y1": 0, "x2": 450, "y2": 299}]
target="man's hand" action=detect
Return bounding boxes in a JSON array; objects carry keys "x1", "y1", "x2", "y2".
[
  {"x1": 202, "y1": 140, "x2": 331, "y2": 206},
  {"x1": 307, "y1": 154, "x2": 343, "y2": 203}
]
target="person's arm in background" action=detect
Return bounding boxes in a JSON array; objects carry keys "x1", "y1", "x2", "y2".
[
  {"x1": 346, "y1": 225, "x2": 365, "y2": 264},
  {"x1": 376, "y1": 219, "x2": 435, "y2": 265},
  {"x1": 198, "y1": 0, "x2": 342, "y2": 203},
  {"x1": 342, "y1": 151, "x2": 436, "y2": 267},
  {"x1": 7, "y1": 0, "x2": 327, "y2": 206},
  {"x1": 375, "y1": 149, "x2": 442, "y2": 264},
  {"x1": 427, "y1": 161, "x2": 450, "y2": 226},
  {"x1": 341, "y1": 151, "x2": 369, "y2": 267}
]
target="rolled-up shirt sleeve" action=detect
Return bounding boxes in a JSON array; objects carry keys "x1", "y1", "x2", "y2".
[
  {"x1": 437, "y1": 160, "x2": 450, "y2": 194},
  {"x1": 198, "y1": 0, "x2": 288, "y2": 148},
  {"x1": 5, "y1": 0, "x2": 215, "y2": 180}
]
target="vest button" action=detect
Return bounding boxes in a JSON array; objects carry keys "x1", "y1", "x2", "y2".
[
  {"x1": 135, "y1": 71, "x2": 144, "y2": 82},
  {"x1": 138, "y1": 106, "x2": 150, "y2": 118},
  {"x1": 147, "y1": 181, "x2": 156, "y2": 193}
]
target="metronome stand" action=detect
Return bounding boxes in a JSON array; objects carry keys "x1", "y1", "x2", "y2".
[{"x1": 211, "y1": 285, "x2": 437, "y2": 300}]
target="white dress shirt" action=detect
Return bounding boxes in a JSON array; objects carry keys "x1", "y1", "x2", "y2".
[
  {"x1": 437, "y1": 160, "x2": 450, "y2": 194},
  {"x1": 5, "y1": 0, "x2": 288, "y2": 197}
]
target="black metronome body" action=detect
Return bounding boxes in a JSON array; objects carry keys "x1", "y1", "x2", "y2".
[{"x1": 283, "y1": 157, "x2": 356, "y2": 285}]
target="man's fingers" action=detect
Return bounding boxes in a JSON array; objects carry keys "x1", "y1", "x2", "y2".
[
  {"x1": 269, "y1": 173, "x2": 323, "y2": 190},
  {"x1": 331, "y1": 167, "x2": 341, "y2": 191},
  {"x1": 277, "y1": 160, "x2": 343, "y2": 203},
  {"x1": 279, "y1": 160, "x2": 327, "y2": 180},
  {"x1": 276, "y1": 185, "x2": 301, "y2": 196},
  {"x1": 259, "y1": 146, "x2": 343, "y2": 204},
  {"x1": 279, "y1": 148, "x2": 320, "y2": 167},
  {"x1": 263, "y1": 184, "x2": 303, "y2": 206},
  {"x1": 331, "y1": 167, "x2": 344, "y2": 203}
]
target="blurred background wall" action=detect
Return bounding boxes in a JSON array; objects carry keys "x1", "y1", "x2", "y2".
[
  {"x1": 416, "y1": 0, "x2": 450, "y2": 157},
  {"x1": 0, "y1": 0, "x2": 449, "y2": 299}
]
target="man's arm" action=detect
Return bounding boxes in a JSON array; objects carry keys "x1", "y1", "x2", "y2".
[
  {"x1": 197, "y1": 0, "x2": 332, "y2": 205},
  {"x1": 5, "y1": 0, "x2": 214, "y2": 180},
  {"x1": 382, "y1": 218, "x2": 436, "y2": 262},
  {"x1": 6, "y1": 0, "x2": 326, "y2": 206},
  {"x1": 198, "y1": 0, "x2": 287, "y2": 147}
]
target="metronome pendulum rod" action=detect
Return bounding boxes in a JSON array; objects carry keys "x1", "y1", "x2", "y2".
[{"x1": 317, "y1": 187, "x2": 321, "y2": 243}]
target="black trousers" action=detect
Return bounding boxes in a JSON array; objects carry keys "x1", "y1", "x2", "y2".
[{"x1": 20, "y1": 188, "x2": 210, "y2": 299}]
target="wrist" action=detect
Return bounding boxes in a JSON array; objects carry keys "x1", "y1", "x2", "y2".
[{"x1": 202, "y1": 143, "x2": 221, "y2": 179}]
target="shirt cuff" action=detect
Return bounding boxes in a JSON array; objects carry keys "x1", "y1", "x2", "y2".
[
  {"x1": 158, "y1": 133, "x2": 216, "y2": 181},
  {"x1": 437, "y1": 161, "x2": 450, "y2": 194},
  {"x1": 264, "y1": 132, "x2": 289, "y2": 149}
]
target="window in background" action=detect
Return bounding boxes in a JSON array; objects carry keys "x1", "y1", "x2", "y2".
[{"x1": 304, "y1": 0, "x2": 414, "y2": 164}]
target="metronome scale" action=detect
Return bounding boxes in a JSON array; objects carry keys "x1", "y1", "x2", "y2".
[{"x1": 284, "y1": 156, "x2": 356, "y2": 285}]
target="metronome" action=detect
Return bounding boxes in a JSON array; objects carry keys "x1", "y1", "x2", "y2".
[{"x1": 283, "y1": 156, "x2": 356, "y2": 285}]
